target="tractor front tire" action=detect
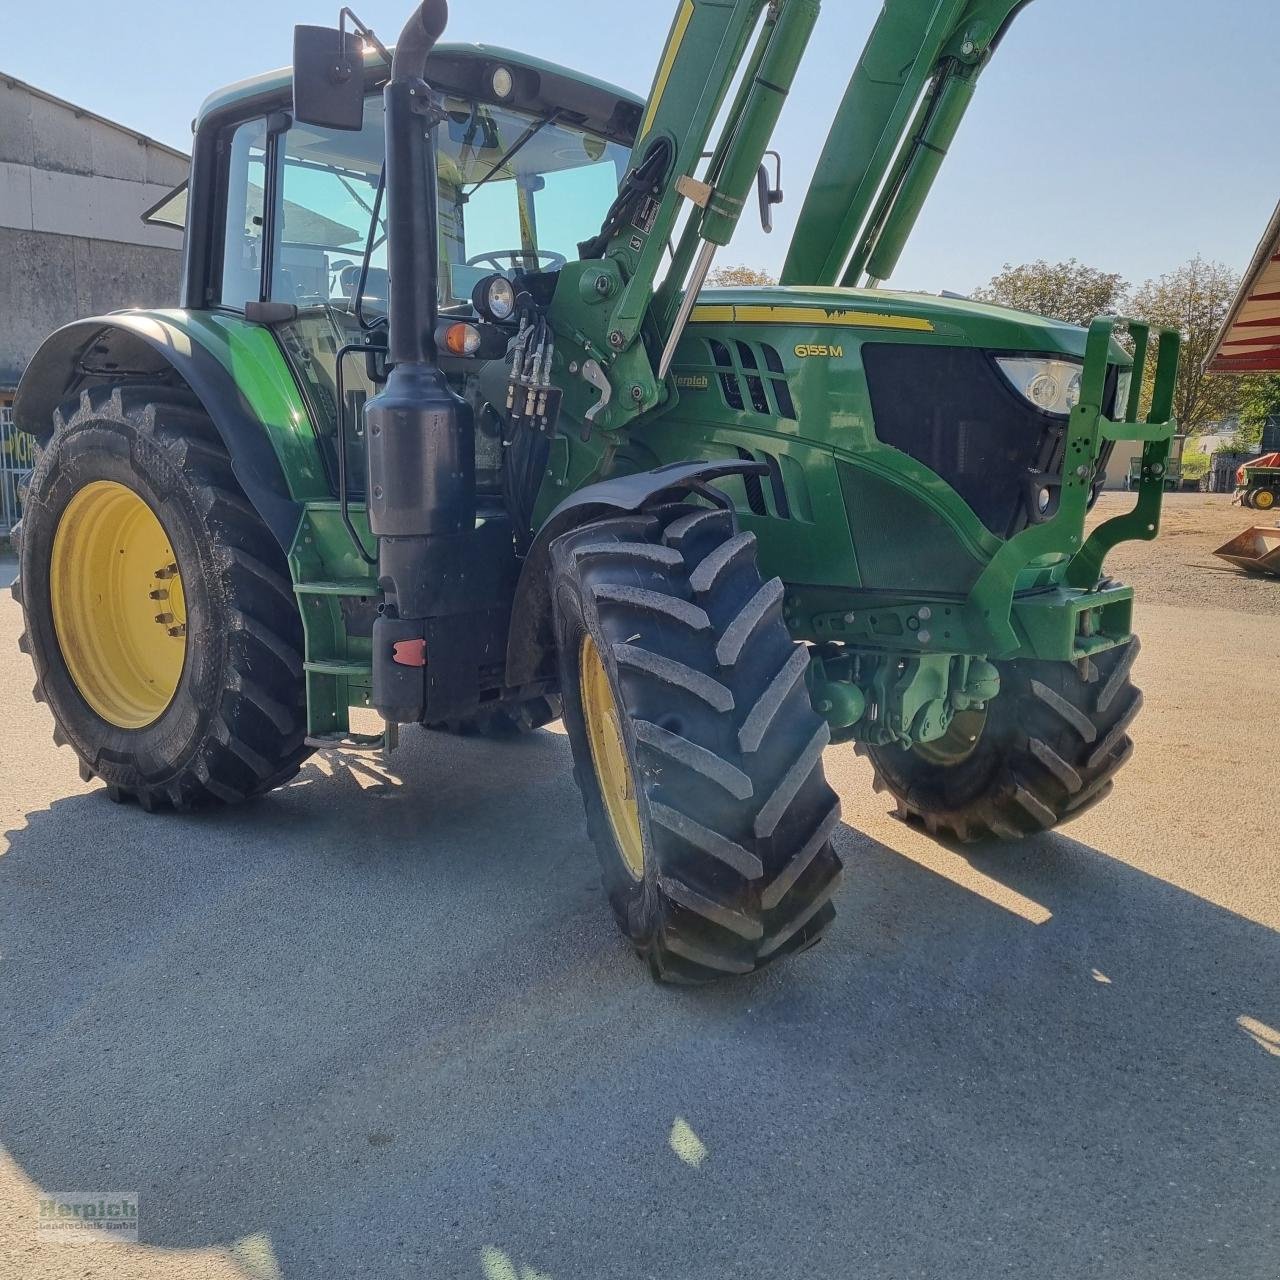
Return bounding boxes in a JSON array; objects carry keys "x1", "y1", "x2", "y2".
[
  {"x1": 551, "y1": 504, "x2": 844, "y2": 983},
  {"x1": 866, "y1": 638, "x2": 1143, "y2": 843},
  {"x1": 14, "y1": 385, "x2": 311, "y2": 809}
]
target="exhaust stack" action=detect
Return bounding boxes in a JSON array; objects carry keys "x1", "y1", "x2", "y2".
[{"x1": 365, "y1": 0, "x2": 479, "y2": 724}]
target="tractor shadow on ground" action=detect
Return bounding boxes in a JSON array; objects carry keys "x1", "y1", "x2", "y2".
[{"x1": 0, "y1": 726, "x2": 1277, "y2": 1279}]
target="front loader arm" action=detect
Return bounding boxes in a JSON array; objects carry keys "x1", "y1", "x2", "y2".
[
  {"x1": 781, "y1": 0, "x2": 1030, "y2": 288},
  {"x1": 551, "y1": 0, "x2": 819, "y2": 433}
]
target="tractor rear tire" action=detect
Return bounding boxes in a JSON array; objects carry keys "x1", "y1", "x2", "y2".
[
  {"x1": 866, "y1": 637, "x2": 1143, "y2": 843},
  {"x1": 426, "y1": 694, "x2": 562, "y2": 738},
  {"x1": 551, "y1": 504, "x2": 844, "y2": 983},
  {"x1": 14, "y1": 385, "x2": 311, "y2": 809}
]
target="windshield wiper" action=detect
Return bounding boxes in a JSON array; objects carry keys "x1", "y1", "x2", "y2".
[{"x1": 464, "y1": 111, "x2": 561, "y2": 200}]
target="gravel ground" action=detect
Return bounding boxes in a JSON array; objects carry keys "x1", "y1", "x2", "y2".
[
  {"x1": 1089, "y1": 492, "x2": 1279, "y2": 615},
  {"x1": 0, "y1": 498, "x2": 1276, "y2": 1280}
]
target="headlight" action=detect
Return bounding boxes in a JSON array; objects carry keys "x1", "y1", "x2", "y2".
[
  {"x1": 1112, "y1": 368, "x2": 1134, "y2": 422},
  {"x1": 995, "y1": 357, "x2": 1083, "y2": 416},
  {"x1": 472, "y1": 273, "x2": 517, "y2": 323}
]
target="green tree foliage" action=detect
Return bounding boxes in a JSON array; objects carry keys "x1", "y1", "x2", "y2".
[
  {"x1": 1180, "y1": 449, "x2": 1210, "y2": 482},
  {"x1": 1234, "y1": 374, "x2": 1280, "y2": 450},
  {"x1": 973, "y1": 258, "x2": 1126, "y2": 326},
  {"x1": 708, "y1": 264, "x2": 777, "y2": 287},
  {"x1": 1127, "y1": 256, "x2": 1241, "y2": 434}
]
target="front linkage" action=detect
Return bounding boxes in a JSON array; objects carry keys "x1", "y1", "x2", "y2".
[
  {"x1": 790, "y1": 318, "x2": 1179, "y2": 843},
  {"x1": 804, "y1": 316, "x2": 1180, "y2": 757}
]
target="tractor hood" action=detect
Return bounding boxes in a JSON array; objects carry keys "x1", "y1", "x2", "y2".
[
  {"x1": 690, "y1": 286, "x2": 1096, "y2": 359},
  {"x1": 782, "y1": 0, "x2": 1032, "y2": 288}
]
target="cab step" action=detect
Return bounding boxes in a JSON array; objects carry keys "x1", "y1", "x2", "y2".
[
  {"x1": 295, "y1": 579, "x2": 381, "y2": 597},
  {"x1": 305, "y1": 724, "x2": 400, "y2": 755},
  {"x1": 304, "y1": 658, "x2": 374, "y2": 678}
]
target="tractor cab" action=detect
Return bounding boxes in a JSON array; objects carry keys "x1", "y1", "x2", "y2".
[{"x1": 167, "y1": 48, "x2": 638, "y2": 501}]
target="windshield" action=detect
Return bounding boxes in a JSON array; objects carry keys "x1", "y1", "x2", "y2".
[{"x1": 246, "y1": 94, "x2": 630, "y2": 315}]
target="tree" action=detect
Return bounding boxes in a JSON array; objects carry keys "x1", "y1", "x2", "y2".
[
  {"x1": 708, "y1": 264, "x2": 776, "y2": 288},
  {"x1": 973, "y1": 258, "x2": 1126, "y2": 326},
  {"x1": 1234, "y1": 374, "x2": 1280, "y2": 451},
  {"x1": 1180, "y1": 449, "x2": 1210, "y2": 483},
  {"x1": 1127, "y1": 256, "x2": 1241, "y2": 434}
]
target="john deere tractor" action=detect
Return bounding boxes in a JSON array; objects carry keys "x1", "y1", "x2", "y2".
[{"x1": 11, "y1": 0, "x2": 1178, "y2": 982}]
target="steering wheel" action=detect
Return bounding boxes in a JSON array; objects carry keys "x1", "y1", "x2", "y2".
[{"x1": 467, "y1": 249, "x2": 566, "y2": 274}]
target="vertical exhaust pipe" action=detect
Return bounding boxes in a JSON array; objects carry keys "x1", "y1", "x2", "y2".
[{"x1": 365, "y1": 0, "x2": 478, "y2": 724}]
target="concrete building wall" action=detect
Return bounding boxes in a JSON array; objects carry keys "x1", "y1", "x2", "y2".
[
  {"x1": 0, "y1": 76, "x2": 190, "y2": 394},
  {"x1": 1102, "y1": 435, "x2": 1187, "y2": 490},
  {"x1": 0, "y1": 229, "x2": 187, "y2": 388}
]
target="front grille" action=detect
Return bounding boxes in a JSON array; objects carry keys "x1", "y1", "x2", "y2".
[
  {"x1": 708, "y1": 340, "x2": 797, "y2": 420},
  {"x1": 862, "y1": 344, "x2": 1118, "y2": 538}
]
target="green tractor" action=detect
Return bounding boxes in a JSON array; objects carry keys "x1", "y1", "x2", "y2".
[{"x1": 11, "y1": 0, "x2": 1178, "y2": 982}]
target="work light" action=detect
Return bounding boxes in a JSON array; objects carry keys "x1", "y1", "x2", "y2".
[
  {"x1": 995, "y1": 357, "x2": 1083, "y2": 417},
  {"x1": 473, "y1": 274, "x2": 518, "y2": 323}
]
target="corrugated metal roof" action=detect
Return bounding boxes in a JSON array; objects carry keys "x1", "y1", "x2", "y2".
[{"x1": 1206, "y1": 197, "x2": 1280, "y2": 374}]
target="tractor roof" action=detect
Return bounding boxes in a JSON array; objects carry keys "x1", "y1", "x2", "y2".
[{"x1": 196, "y1": 43, "x2": 643, "y2": 128}]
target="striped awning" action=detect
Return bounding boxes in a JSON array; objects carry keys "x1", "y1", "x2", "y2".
[{"x1": 1207, "y1": 198, "x2": 1280, "y2": 373}]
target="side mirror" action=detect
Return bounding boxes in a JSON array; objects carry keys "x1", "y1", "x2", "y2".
[
  {"x1": 757, "y1": 150, "x2": 784, "y2": 234},
  {"x1": 293, "y1": 25, "x2": 365, "y2": 131}
]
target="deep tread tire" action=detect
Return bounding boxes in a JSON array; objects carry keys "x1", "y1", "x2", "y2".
[
  {"x1": 866, "y1": 637, "x2": 1143, "y2": 842},
  {"x1": 13, "y1": 385, "x2": 311, "y2": 809},
  {"x1": 426, "y1": 694, "x2": 562, "y2": 739},
  {"x1": 551, "y1": 504, "x2": 844, "y2": 983}
]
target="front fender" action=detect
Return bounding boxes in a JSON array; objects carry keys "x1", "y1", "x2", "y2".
[
  {"x1": 13, "y1": 310, "x2": 326, "y2": 552},
  {"x1": 505, "y1": 459, "x2": 767, "y2": 687}
]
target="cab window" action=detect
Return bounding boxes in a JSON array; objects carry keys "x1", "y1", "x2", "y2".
[
  {"x1": 217, "y1": 91, "x2": 630, "y2": 494},
  {"x1": 219, "y1": 118, "x2": 270, "y2": 309}
]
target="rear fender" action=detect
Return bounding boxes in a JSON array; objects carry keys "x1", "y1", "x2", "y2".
[
  {"x1": 505, "y1": 459, "x2": 766, "y2": 687},
  {"x1": 13, "y1": 311, "x2": 315, "y2": 552}
]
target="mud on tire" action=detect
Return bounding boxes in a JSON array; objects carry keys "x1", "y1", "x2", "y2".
[
  {"x1": 14, "y1": 385, "x2": 311, "y2": 809},
  {"x1": 866, "y1": 638, "x2": 1143, "y2": 842},
  {"x1": 551, "y1": 503, "x2": 844, "y2": 983}
]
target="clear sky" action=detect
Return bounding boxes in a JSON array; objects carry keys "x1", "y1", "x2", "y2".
[{"x1": 8, "y1": 0, "x2": 1278, "y2": 294}]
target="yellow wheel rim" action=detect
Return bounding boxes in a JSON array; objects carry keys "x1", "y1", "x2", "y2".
[
  {"x1": 580, "y1": 633, "x2": 645, "y2": 879},
  {"x1": 1255, "y1": 488, "x2": 1276, "y2": 510},
  {"x1": 50, "y1": 481, "x2": 188, "y2": 730}
]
